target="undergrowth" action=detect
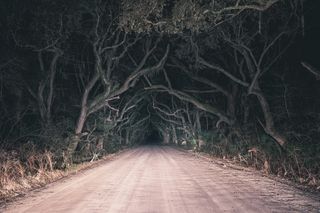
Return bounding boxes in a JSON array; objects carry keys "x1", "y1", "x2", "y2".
[
  {"x1": 185, "y1": 128, "x2": 320, "y2": 190},
  {"x1": 0, "y1": 134, "x2": 123, "y2": 200},
  {"x1": 0, "y1": 147, "x2": 63, "y2": 200}
]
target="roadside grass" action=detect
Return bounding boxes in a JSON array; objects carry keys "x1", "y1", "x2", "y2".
[
  {"x1": 0, "y1": 145, "x2": 124, "y2": 203},
  {"x1": 0, "y1": 149, "x2": 63, "y2": 200},
  {"x1": 177, "y1": 129, "x2": 320, "y2": 191}
]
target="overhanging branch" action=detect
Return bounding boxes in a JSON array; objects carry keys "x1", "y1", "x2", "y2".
[
  {"x1": 146, "y1": 85, "x2": 233, "y2": 126},
  {"x1": 301, "y1": 61, "x2": 320, "y2": 80}
]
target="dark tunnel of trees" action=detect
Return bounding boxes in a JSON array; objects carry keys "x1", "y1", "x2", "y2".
[
  {"x1": 143, "y1": 128, "x2": 162, "y2": 145},
  {"x1": 0, "y1": 0, "x2": 320, "y2": 197}
]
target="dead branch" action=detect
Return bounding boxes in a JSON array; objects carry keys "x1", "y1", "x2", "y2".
[{"x1": 301, "y1": 61, "x2": 320, "y2": 80}]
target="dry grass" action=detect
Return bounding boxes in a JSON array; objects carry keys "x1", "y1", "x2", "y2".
[
  {"x1": 0, "y1": 146, "x2": 122, "y2": 202},
  {"x1": 189, "y1": 129, "x2": 320, "y2": 191},
  {"x1": 0, "y1": 149, "x2": 64, "y2": 200}
]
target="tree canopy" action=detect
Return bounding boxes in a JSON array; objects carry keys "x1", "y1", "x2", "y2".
[{"x1": 1, "y1": 0, "x2": 320, "y2": 189}]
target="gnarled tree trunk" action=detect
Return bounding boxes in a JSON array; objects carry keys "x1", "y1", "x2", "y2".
[{"x1": 253, "y1": 87, "x2": 286, "y2": 147}]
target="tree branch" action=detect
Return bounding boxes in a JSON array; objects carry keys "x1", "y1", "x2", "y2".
[
  {"x1": 301, "y1": 61, "x2": 320, "y2": 80},
  {"x1": 146, "y1": 85, "x2": 233, "y2": 126}
]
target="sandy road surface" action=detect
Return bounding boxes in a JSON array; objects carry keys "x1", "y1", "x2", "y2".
[{"x1": 2, "y1": 145, "x2": 320, "y2": 213}]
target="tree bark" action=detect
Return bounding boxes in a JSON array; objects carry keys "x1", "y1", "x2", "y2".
[
  {"x1": 243, "y1": 49, "x2": 287, "y2": 147},
  {"x1": 65, "y1": 73, "x2": 100, "y2": 165},
  {"x1": 45, "y1": 50, "x2": 62, "y2": 125},
  {"x1": 162, "y1": 131, "x2": 170, "y2": 144},
  {"x1": 75, "y1": 73, "x2": 100, "y2": 134},
  {"x1": 171, "y1": 125, "x2": 178, "y2": 144},
  {"x1": 253, "y1": 88, "x2": 286, "y2": 146}
]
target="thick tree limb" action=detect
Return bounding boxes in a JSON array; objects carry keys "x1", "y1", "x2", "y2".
[
  {"x1": 110, "y1": 44, "x2": 170, "y2": 97},
  {"x1": 198, "y1": 57, "x2": 249, "y2": 87},
  {"x1": 146, "y1": 85, "x2": 233, "y2": 126},
  {"x1": 170, "y1": 58, "x2": 231, "y2": 96},
  {"x1": 208, "y1": 0, "x2": 280, "y2": 14}
]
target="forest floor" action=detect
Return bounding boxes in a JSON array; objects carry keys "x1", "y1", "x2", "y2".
[{"x1": 1, "y1": 145, "x2": 320, "y2": 213}]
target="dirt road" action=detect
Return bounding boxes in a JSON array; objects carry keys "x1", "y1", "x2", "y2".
[{"x1": 2, "y1": 146, "x2": 320, "y2": 213}]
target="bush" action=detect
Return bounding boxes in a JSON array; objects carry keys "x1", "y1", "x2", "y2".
[
  {"x1": 0, "y1": 145, "x2": 62, "y2": 199},
  {"x1": 196, "y1": 128, "x2": 320, "y2": 189}
]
